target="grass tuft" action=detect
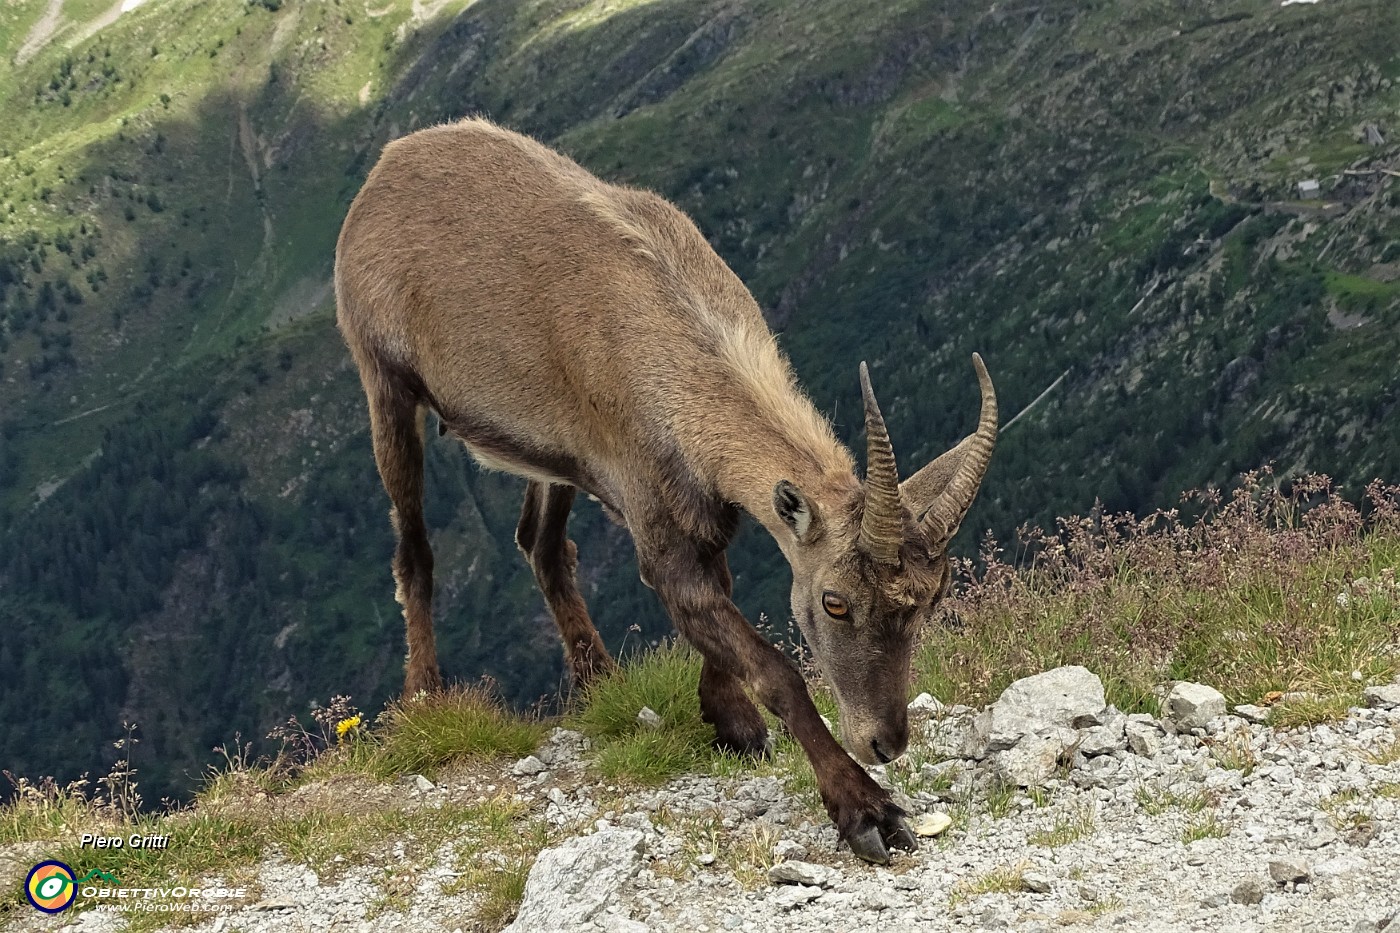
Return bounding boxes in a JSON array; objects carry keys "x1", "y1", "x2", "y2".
[
  {"x1": 1028, "y1": 803, "x2": 1096, "y2": 848},
  {"x1": 1180, "y1": 811, "x2": 1229, "y2": 844},
  {"x1": 372, "y1": 686, "x2": 547, "y2": 778},
  {"x1": 1362, "y1": 732, "x2": 1400, "y2": 766},
  {"x1": 1135, "y1": 783, "x2": 1210, "y2": 816},
  {"x1": 571, "y1": 643, "x2": 716, "y2": 785},
  {"x1": 1206, "y1": 728, "x2": 1257, "y2": 775},
  {"x1": 949, "y1": 860, "x2": 1031, "y2": 907}
]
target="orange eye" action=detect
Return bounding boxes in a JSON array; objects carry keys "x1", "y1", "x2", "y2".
[{"x1": 822, "y1": 592, "x2": 849, "y2": 618}]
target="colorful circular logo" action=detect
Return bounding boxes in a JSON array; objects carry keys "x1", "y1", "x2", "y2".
[{"x1": 26, "y1": 860, "x2": 77, "y2": 913}]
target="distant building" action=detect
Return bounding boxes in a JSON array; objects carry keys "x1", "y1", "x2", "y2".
[{"x1": 1297, "y1": 179, "x2": 1321, "y2": 199}]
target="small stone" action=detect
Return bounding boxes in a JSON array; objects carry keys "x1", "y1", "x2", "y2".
[
  {"x1": 1022, "y1": 872, "x2": 1053, "y2": 893},
  {"x1": 1268, "y1": 857, "x2": 1311, "y2": 885},
  {"x1": 1078, "y1": 706, "x2": 1127, "y2": 756},
  {"x1": 1363, "y1": 685, "x2": 1400, "y2": 710},
  {"x1": 993, "y1": 732, "x2": 1063, "y2": 787},
  {"x1": 512, "y1": 755, "x2": 547, "y2": 776},
  {"x1": 636, "y1": 706, "x2": 663, "y2": 729},
  {"x1": 911, "y1": 812, "x2": 953, "y2": 837},
  {"x1": 909, "y1": 692, "x2": 944, "y2": 713},
  {"x1": 772, "y1": 839, "x2": 807, "y2": 861},
  {"x1": 768, "y1": 860, "x2": 835, "y2": 887},
  {"x1": 413, "y1": 774, "x2": 434, "y2": 793},
  {"x1": 1232, "y1": 878, "x2": 1266, "y2": 905},
  {"x1": 250, "y1": 897, "x2": 299, "y2": 910},
  {"x1": 773, "y1": 884, "x2": 822, "y2": 909},
  {"x1": 1164, "y1": 682, "x2": 1227, "y2": 731},
  {"x1": 1233, "y1": 704, "x2": 1271, "y2": 724},
  {"x1": 696, "y1": 853, "x2": 716, "y2": 865},
  {"x1": 863, "y1": 890, "x2": 902, "y2": 911},
  {"x1": 1125, "y1": 721, "x2": 1161, "y2": 758}
]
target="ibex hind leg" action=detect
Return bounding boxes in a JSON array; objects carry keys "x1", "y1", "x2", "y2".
[
  {"x1": 516, "y1": 481, "x2": 616, "y2": 691},
  {"x1": 367, "y1": 373, "x2": 443, "y2": 698}
]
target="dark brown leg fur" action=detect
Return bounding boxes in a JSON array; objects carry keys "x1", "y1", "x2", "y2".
[
  {"x1": 516, "y1": 481, "x2": 615, "y2": 688},
  {"x1": 642, "y1": 543, "x2": 914, "y2": 865},
  {"x1": 694, "y1": 553, "x2": 769, "y2": 756},
  {"x1": 365, "y1": 370, "x2": 443, "y2": 698}
]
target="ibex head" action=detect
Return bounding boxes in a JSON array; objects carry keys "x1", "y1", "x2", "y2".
[{"x1": 773, "y1": 355, "x2": 997, "y2": 765}]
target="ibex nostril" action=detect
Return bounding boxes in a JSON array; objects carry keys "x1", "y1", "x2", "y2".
[{"x1": 872, "y1": 740, "x2": 893, "y2": 764}]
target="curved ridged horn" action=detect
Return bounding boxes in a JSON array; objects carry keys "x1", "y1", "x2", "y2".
[
  {"x1": 858, "y1": 362, "x2": 903, "y2": 566},
  {"x1": 922, "y1": 353, "x2": 998, "y2": 545}
]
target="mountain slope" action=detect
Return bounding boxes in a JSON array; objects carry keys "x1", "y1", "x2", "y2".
[{"x1": 0, "y1": 0, "x2": 1397, "y2": 800}]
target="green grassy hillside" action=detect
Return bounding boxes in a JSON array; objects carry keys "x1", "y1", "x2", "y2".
[{"x1": 1, "y1": 0, "x2": 1397, "y2": 800}]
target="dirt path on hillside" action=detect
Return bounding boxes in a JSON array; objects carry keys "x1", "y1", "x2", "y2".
[{"x1": 14, "y1": 0, "x2": 65, "y2": 66}]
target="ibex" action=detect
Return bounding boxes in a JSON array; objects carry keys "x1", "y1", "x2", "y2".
[{"x1": 335, "y1": 119, "x2": 997, "y2": 864}]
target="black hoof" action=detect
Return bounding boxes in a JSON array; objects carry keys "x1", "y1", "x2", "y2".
[
  {"x1": 846, "y1": 813, "x2": 918, "y2": 865},
  {"x1": 714, "y1": 730, "x2": 773, "y2": 761}
]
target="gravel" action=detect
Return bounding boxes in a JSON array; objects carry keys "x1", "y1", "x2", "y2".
[{"x1": 28, "y1": 672, "x2": 1400, "y2": 933}]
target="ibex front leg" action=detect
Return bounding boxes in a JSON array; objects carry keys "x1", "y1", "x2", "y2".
[{"x1": 645, "y1": 547, "x2": 917, "y2": 864}]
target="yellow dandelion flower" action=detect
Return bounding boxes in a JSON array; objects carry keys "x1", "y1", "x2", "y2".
[{"x1": 335, "y1": 715, "x2": 362, "y2": 739}]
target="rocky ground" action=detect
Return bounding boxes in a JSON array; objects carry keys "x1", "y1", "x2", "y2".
[{"x1": 35, "y1": 672, "x2": 1400, "y2": 933}]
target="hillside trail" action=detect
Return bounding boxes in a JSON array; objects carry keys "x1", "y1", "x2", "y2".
[{"x1": 14, "y1": 0, "x2": 65, "y2": 66}]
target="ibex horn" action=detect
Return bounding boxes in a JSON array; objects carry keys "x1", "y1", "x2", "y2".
[
  {"x1": 922, "y1": 353, "x2": 998, "y2": 545},
  {"x1": 858, "y1": 362, "x2": 903, "y2": 566}
]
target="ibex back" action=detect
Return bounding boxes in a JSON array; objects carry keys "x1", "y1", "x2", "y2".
[{"x1": 335, "y1": 119, "x2": 997, "y2": 864}]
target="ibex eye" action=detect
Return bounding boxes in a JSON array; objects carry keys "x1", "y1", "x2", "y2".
[{"x1": 821, "y1": 592, "x2": 849, "y2": 618}]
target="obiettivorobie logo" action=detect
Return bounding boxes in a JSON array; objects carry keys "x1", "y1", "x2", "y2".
[
  {"x1": 25, "y1": 860, "x2": 78, "y2": 914},
  {"x1": 24, "y1": 858, "x2": 248, "y2": 915}
]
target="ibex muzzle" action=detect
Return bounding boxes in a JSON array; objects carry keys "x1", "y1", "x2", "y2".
[{"x1": 335, "y1": 119, "x2": 997, "y2": 864}]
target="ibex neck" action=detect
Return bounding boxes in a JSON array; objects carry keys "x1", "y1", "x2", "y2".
[{"x1": 707, "y1": 423, "x2": 858, "y2": 553}]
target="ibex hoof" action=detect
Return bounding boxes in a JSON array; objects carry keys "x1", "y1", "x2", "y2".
[
  {"x1": 846, "y1": 813, "x2": 918, "y2": 865},
  {"x1": 714, "y1": 731, "x2": 773, "y2": 761}
]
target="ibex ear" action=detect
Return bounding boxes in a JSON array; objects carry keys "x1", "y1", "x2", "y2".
[{"x1": 773, "y1": 480, "x2": 819, "y2": 543}]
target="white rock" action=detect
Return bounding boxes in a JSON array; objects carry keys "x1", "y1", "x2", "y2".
[
  {"x1": 965, "y1": 666, "x2": 1107, "y2": 757},
  {"x1": 911, "y1": 812, "x2": 953, "y2": 837},
  {"x1": 992, "y1": 732, "x2": 1063, "y2": 787},
  {"x1": 637, "y1": 706, "x2": 663, "y2": 729},
  {"x1": 1022, "y1": 872, "x2": 1053, "y2": 894},
  {"x1": 772, "y1": 839, "x2": 807, "y2": 861},
  {"x1": 512, "y1": 755, "x2": 547, "y2": 776},
  {"x1": 1078, "y1": 706, "x2": 1128, "y2": 756},
  {"x1": 909, "y1": 692, "x2": 944, "y2": 713},
  {"x1": 505, "y1": 829, "x2": 645, "y2": 931},
  {"x1": 767, "y1": 860, "x2": 835, "y2": 887},
  {"x1": 1125, "y1": 721, "x2": 1162, "y2": 758},
  {"x1": 1268, "y1": 857, "x2": 1311, "y2": 885},
  {"x1": 1164, "y1": 682, "x2": 1228, "y2": 730},
  {"x1": 1233, "y1": 704, "x2": 1271, "y2": 724},
  {"x1": 413, "y1": 774, "x2": 435, "y2": 793},
  {"x1": 1363, "y1": 684, "x2": 1400, "y2": 710},
  {"x1": 773, "y1": 884, "x2": 823, "y2": 909}
]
